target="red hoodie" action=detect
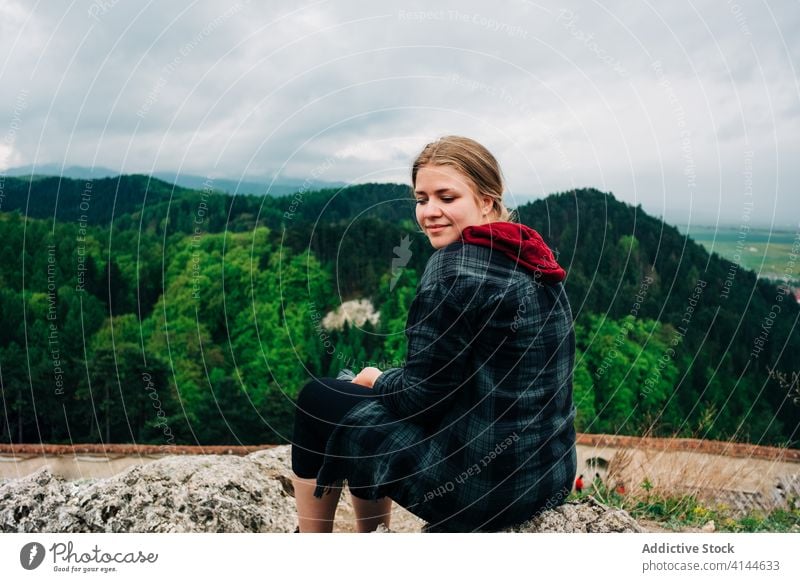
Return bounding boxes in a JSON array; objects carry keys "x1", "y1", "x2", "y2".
[{"x1": 461, "y1": 221, "x2": 566, "y2": 284}]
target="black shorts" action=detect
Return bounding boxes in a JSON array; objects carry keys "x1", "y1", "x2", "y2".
[{"x1": 291, "y1": 377, "x2": 387, "y2": 499}]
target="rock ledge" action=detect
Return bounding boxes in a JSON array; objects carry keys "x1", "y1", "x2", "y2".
[{"x1": 0, "y1": 446, "x2": 640, "y2": 533}]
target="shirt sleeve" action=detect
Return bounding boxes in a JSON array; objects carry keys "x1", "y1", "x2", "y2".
[{"x1": 372, "y1": 281, "x2": 474, "y2": 425}]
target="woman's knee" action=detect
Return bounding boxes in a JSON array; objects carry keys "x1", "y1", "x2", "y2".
[
  {"x1": 296, "y1": 376, "x2": 371, "y2": 425},
  {"x1": 296, "y1": 378, "x2": 328, "y2": 411}
]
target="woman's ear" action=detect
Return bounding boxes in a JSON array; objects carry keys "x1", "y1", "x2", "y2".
[{"x1": 482, "y1": 195, "x2": 494, "y2": 216}]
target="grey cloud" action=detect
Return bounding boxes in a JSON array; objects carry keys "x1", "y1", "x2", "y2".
[{"x1": 0, "y1": 0, "x2": 797, "y2": 227}]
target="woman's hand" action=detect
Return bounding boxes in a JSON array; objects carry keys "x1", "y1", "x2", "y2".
[{"x1": 352, "y1": 367, "x2": 382, "y2": 388}]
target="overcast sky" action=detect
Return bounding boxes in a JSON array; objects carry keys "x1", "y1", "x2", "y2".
[{"x1": 1, "y1": 0, "x2": 798, "y2": 228}]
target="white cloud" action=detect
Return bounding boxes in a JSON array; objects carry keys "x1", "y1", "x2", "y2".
[{"x1": 0, "y1": 0, "x2": 797, "y2": 227}]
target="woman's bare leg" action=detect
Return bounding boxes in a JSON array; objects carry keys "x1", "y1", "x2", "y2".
[
  {"x1": 292, "y1": 474, "x2": 342, "y2": 533},
  {"x1": 350, "y1": 492, "x2": 392, "y2": 533}
]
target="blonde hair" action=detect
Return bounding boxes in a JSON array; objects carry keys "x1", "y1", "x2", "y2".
[{"x1": 411, "y1": 135, "x2": 516, "y2": 222}]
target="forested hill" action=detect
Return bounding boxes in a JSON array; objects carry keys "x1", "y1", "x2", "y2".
[
  {"x1": 0, "y1": 174, "x2": 415, "y2": 232},
  {"x1": 0, "y1": 175, "x2": 796, "y2": 447},
  {"x1": 0, "y1": 174, "x2": 193, "y2": 225},
  {"x1": 517, "y1": 191, "x2": 798, "y2": 444},
  {"x1": 519, "y1": 188, "x2": 797, "y2": 374}
]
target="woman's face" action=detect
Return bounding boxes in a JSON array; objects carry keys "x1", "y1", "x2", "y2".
[{"x1": 414, "y1": 164, "x2": 493, "y2": 249}]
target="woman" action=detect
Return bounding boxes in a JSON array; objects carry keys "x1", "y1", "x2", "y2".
[{"x1": 291, "y1": 135, "x2": 577, "y2": 532}]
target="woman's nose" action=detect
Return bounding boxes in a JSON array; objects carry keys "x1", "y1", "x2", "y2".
[{"x1": 422, "y1": 200, "x2": 443, "y2": 216}]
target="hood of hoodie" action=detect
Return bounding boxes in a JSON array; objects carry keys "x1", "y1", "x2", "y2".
[{"x1": 461, "y1": 221, "x2": 566, "y2": 284}]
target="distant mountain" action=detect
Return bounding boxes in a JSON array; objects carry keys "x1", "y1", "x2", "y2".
[
  {"x1": 150, "y1": 172, "x2": 347, "y2": 197},
  {"x1": 3, "y1": 165, "x2": 346, "y2": 197},
  {"x1": 0, "y1": 174, "x2": 413, "y2": 234},
  {"x1": 3, "y1": 164, "x2": 119, "y2": 179},
  {"x1": 0, "y1": 174, "x2": 192, "y2": 225}
]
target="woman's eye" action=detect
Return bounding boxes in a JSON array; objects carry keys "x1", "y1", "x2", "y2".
[{"x1": 415, "y1": 197, "x2": 453, "y2": 204}]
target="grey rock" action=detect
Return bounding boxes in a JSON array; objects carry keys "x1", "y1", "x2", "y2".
[
  {"x1": 0, "y1": 449, "x2": 296, "y2": 533},
  {"x1": 362, "y1": 496, "x2": 641, "y2": 533},
  {"x1": 504, "y1": 495, "x2": 643, "y2": 533},
  {"x1": 0, "y1": 446, "x2": 641, "y2": 533},
  {"x1": 0, "y1": 468, "x2": 79, "y2": 533}
]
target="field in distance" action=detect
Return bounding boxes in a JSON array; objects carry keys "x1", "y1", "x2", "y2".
[{"x1": 680, "y1": 224, "x2": 799, "y2": 283}]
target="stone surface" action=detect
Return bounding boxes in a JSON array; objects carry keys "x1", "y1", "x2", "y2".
[
  {"x1": 0, "y1": 448, "x2": 296, "y2": 533},
  {"x1": 0, "y1": 467, "x2": 79, "y2": 533},
  {"x1": 504, "y1": 495, "x2": 643, "y2": 533},
  {"x1": 0, "y1": 445, "x2": 641, "y2": 533}
]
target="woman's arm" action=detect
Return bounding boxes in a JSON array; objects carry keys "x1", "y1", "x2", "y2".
[{"x1": 371, "y1": 281, "x2": 475, "y2": 425}]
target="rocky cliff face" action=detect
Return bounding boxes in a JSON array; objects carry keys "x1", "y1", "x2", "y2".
[{"x1": 0, "y1": 446, "x2": 641, "y2": 533}]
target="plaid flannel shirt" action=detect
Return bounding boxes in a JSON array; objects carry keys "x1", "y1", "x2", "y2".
[{"x1": 314, "y1": 240, "x2": 577, "y2": 532}]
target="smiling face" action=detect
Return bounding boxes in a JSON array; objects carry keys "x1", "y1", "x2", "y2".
[{"x1": 414, "y1": 164, "x2": 494, "y2": 249}]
